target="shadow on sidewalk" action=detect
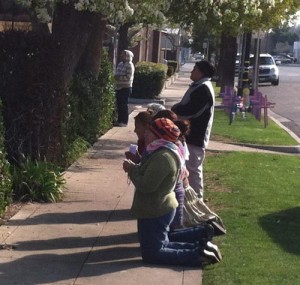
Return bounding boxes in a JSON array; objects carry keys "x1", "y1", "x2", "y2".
[{"x1": 8, "y1": 209, "x2": 134, "y2": 226}]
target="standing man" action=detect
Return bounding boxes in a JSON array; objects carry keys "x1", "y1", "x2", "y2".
[
  {"x1": 115, "y1": 50, "x2": 135, "y2": 127},
  {"x1": 171, "y1": 60, "x2": 216, "y2": 200}
]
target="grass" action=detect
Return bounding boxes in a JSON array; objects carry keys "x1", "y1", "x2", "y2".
[
  {"x1": 211, "y1": 109, "x2": 298, "y2": 145},
  {"x1": 204, "y1": 94, "x2": 300, "y2": 284},
  {"x1": 202, "y1": 113, "x2": 300, "y2": 284}
]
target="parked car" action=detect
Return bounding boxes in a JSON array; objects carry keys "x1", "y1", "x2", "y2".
[
  {"x1": 272, "y1": 55, "x2": 282, "y2": 65},
  {"x1": 249, "y1": 54, "x2": 279, "y2": 86},
  {"x1": 275, "y1": 55, "x2": 292, "y2": 64},
  {"x1": 273, "y1": 54, "x2": 296, "y2": 64},
  {"x1": 194, "y1": 53, "x2": 204, "y2": 60}
]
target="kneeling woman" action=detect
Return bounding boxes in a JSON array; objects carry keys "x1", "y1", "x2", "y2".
[{"x1": 123, "y1": 118, "x2": 221, "y2": 266}]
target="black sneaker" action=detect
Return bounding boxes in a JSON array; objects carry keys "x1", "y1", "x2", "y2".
[
  {"x1": 199, "y1": 248, "x2": 220, "y2": 264},
  {"x1": 198, "y1": 223, "x2": 215, "y2": 247},
  {"x1": 205, "y1": 223, "x2": 215, "y2": 241},
  {"x1": 208, "y1": 220, "x2": 227, "y2": 236}
]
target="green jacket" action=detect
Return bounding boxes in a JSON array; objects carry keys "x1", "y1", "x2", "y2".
[{"x1": 128, "y1": 148, "x2": 179, "y2": 219}]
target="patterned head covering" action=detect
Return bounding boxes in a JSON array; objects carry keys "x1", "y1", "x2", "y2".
[{"x1": 149, "y1": 118, "x2": 181, "y2": 143}]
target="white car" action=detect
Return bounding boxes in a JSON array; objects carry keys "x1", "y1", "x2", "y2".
[
  {"x1": 194, "y1": 53, "x2": 204, "y2": 60},
  {"x1": 249, "y1": 54, "x2": 279, "y2": 86}
]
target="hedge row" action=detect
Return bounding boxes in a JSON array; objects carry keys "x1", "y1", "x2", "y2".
[
  {"x1": 0, "y1": 98, "x2": 12, "y2": 216},
  {"x1": 167, "y1": 60, "x2": 178, "y2": 77},
  {"x1": 132, "y1": 61, "x2": 168, "y2": 99},
  {"x1": 0, "y1": 31, "x2": 116, "y2": 206}
]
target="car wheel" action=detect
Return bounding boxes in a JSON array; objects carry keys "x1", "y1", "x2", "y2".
[{"x1": 272, "y1": 78, "x2": 279, "y2": 86}]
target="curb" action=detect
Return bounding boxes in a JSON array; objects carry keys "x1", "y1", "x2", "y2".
[
  {"x1": 268, "y1": 109, "x2": 300, "y2": 144},
  {"x1": 213, "y1": 103, "x2": 300, "y2": 155}
]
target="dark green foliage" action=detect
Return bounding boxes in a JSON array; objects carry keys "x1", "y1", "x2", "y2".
[
  {"x1": 65, "y1": 73, "x2": 104, "y2": 143},
  {"x1": 271, "y1": 27, "x2": 299, "y2": 46},
  {"x1": 132, "y1": 62, "x2": 167, "y2": 99},
  {"x1": 0, "y1": 99, "x2": 12, "y2": 215},
  {"x1": 97, "y1": 49, "x2": 117, "y2": 134},
  {"x1": 63, "y1": 49, "x2": 115, "y2": 165},
  {"x1": 0, "y1": 30, "x2": 63, "y2": 163},
  {"x1": 167, "y1": 60, "x2": 178, "y2": 75},
  {"x1": 167, "y1": 66, "x2": 174, "y2": 77}
]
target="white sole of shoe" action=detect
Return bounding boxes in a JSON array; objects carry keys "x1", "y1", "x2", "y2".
[{"x1": 205, "y1": 241, "x2": 222, "y2": 261}]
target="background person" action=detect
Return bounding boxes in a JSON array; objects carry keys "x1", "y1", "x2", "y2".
[
  {"x1": 171, "y1": 60, "x2": 216, "y2": 201},
  {"x1": 114, "y1": 50, "x2": 135, "y2": 127}
]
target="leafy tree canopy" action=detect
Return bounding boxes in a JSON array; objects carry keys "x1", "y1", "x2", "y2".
[
  {"x1": 16, "y1": 0, "x2": 170, "y2": 26},
  {"x1": 167, "y1": 0, "x2": 300, "y2": 36},
  {"x1": 271, "y1": 26, "x2": 299, "y2": 45}
]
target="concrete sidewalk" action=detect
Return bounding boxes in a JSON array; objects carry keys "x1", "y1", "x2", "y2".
[
  {"x1": 0, "y1": 109, "x2": 202, "y2": 285},
  {"x1": 1, "y1": 66, "x2": 299, "y2": 285}
]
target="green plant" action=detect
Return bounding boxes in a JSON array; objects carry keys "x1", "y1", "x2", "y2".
[
  {"x1": 12, "y1": 156, "x2": 65, "y2": 203},
  {"x1": 167, "y1": 60, "x2": 178, "y2": 74},
  {"x1": 132, "y1": 61, "x2": 167, "y2": 99},
  {"x1": 63, "y1": 49, "x2": 115, "y2": 166},
  {"x1": 65, "y1": 137, "x2": 90, "y2": 166},
  {"x1": 98, "y1": 49, "x2": 116, "y2": 134},
  {"x1": 0, "y1": 150, "x2": 12, "y2": 215},
  {"x1": 0, "y1": 98, "x2": 12, "y2": 215},
  {"x1": 167, "y1": 66, "x2": 174, "y2": 77}
]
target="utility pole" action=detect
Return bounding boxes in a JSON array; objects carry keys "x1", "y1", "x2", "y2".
[{"x1": 237, "y1": 32, "x2": 252, "y2": 97}]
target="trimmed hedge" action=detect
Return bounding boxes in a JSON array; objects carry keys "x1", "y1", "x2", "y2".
[
  {"x1": 132, "y1": 62, "x2": 167, "y2": 99},
  {"x1": 0, "y1": 98, "x2": 12, "y2": 216},
  {"x1": 63, "y1": 49, "x2": 116, "y2": 166},
  {"x1": 167, "y1": 60, "x2": 178, "y2": 76}
]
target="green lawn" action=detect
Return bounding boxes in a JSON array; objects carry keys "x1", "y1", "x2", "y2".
[
  {"x1": 211, "y1": 109, "x2": 298, "y2": 146},
  {"x1": 202, "y1": 150, "x2": 300, "y2": 284}
]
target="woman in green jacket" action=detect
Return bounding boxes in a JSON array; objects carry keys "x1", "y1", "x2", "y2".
[{"x1": 123, "y1": 118, "x2": 221, "y2": 266}]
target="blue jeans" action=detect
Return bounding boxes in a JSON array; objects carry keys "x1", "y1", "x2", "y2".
[
  {"x1": 116, "y1": 87, "x2": 131, "y2": 124},
  {"x1": 137, "y1": 210, "x2": 208, "y2": 266}
]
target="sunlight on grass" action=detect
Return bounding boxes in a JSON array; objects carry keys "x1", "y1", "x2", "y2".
[
  {"x1": 211, "y1": 109, "x2": 298, "y2": 145},
  {"x1": 204, "y1": 152, "x2": 300, "y2": 285}
]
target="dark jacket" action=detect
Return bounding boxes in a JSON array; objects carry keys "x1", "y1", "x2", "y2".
[{"x1": 171, "y1": 79, "x2": 215, "y2": 148}]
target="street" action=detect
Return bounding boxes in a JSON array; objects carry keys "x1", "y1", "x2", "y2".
[{"x1": 258, "y1": 64, "x2": 300, "y2": 138}]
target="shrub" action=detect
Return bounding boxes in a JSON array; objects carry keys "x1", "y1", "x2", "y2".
[
  {"x1": 132, "y1": 62, "x2": 167, "y2": 99},
  {"x1": 97, "y1": 49, "x2": 116, "y2": 134},
  {"x1": 0, "y1": 99, "x2": 12, "y2": 215},
  {"x1": 167, "y1": 66, "x2": 174, "y2": 77},
  {"x1": 65, "y1": 137, "x2": 90, "y2": 167},
  {"x1": 167, "y1": 60, "x2": 178, "y2": 75},
  {"x1": 0, "y1": 30, "x2": 63, "y2": 163},
  {"x1": 12, "y1": 156, "x2": 65, "y2": 203},
  {"x1": 63, "y1": 49, "x2": 115, "y2": 165}
]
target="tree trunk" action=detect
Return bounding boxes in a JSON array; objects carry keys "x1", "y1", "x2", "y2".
[
  {"x1": 117, "y1": 23, "x2": 130, "y2": 58},
  {"x1": 218, "y1": 33, "x2": 237, "y2": 92},
  {"x1": 33, "y1": 3, "x2": 106, "y2": 162},
  {"x1": 76, "y1": 15, "x2": 107, "y2": 76}
]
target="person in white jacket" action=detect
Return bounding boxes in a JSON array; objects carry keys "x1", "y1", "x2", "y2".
[
  {"x1": 171, "y1": 60, "x2": 216, "y2": 200},
  {"x1": 114, "y1": 50, "x2": 135, "y2": 127}
]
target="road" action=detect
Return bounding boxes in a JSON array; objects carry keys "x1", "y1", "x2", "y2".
[{"x1": 257, "y1": 64, "x2": 300, "y2": 138}]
